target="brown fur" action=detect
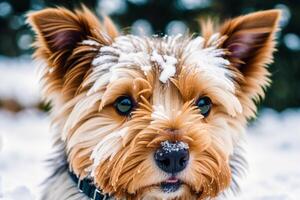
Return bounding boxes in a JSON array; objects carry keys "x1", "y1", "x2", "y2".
[
  {"x1": 200, "y1": 10, "x2": 281, "y2": 119},
  {"x1": 28, "y1": 6, "x2": 281, "y2": 200},
  {"x1": 27, "y1": 6, "x2": 118, "y2": 104}
]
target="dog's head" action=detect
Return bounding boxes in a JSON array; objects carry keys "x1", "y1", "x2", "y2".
[{"x1": 28, "y1": 7, "x2": 280, "y2": 199}]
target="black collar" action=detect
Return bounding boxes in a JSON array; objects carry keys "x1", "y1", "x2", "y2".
[{"x1": 69, "y1": 171, "x2": 111, "y2": 200}]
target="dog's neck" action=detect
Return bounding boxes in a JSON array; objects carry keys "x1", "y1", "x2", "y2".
[{"x1": 40, "y1": 137, "x2": 114, "y2": 200}]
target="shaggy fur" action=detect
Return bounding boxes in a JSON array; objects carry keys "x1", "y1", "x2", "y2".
[{"x1": 27, "y1": 6, "x2": 280, "y2": 200}]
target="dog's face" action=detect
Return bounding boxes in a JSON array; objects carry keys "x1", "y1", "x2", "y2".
[{"x1": 28, "y1": 7, "x2": 280, "y2": 199}]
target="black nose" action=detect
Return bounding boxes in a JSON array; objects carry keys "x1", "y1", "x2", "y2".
[{"x1": 154, "y1": 141, "x2": 189, "y2": 174}]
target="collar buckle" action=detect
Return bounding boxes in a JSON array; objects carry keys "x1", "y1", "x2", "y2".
[
  {"x1": 77, "y1": 179, "x2": 83, "y2": 192},
  {"x1": 93, "y1": 189, "x2": 107, "y2": 200}
]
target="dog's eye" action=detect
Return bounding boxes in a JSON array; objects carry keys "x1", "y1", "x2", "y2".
[
  {"x1": 114, "y1": 96, "x2": 135, "y2": 116},
  {"x1": 196, "y1": 96, "x2": 212, "y2": 117}
]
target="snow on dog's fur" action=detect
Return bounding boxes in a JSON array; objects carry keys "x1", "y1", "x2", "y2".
[{"x1": 27, "y1": 6, "x2": 280, "y2": 200}]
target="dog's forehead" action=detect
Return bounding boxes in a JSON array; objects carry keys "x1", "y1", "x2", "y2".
[{"x1": 85, "y1": 34, "x2": 235, "y2": 95}]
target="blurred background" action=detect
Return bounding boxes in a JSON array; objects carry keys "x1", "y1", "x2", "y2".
[{"x1": 0, "y1": 1, "x2": 299, "y2": 200}]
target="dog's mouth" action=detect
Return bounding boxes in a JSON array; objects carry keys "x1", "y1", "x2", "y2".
[
  {"x1": 160, "y1": 177, "x2": 182, "y2": 193},
  {"x1": 137, "y1": 176, "x2": 203, "y2": 198}
]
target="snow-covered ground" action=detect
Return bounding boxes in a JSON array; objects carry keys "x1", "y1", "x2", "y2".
[
  {"x1": 0, "y1": 110, "x2": 51, "y2": 200},
  {"x1": 0, "y1": 57, "x2": 41, "y2": 107},
  {"x1": 0, "y1": 59, "x2": 299, "y2": 199},
  {"x1": 231, "y1": 109, "x2": 300, "y2": 200}
]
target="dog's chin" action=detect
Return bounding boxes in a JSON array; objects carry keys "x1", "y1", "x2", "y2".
[{"x1": 139, "y1": 180, "x2": 196, "y2": 199}]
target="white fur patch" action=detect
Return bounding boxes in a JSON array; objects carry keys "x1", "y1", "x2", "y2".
[
  {"x1": 182, "y1": 34, "x2": 234, "y2": 92},
  {"x1": 86, "y1": 34, "x2": 234, "y2": 96},
  {"x1": 90, "y1": 127, "x2": 129, "y2": 177},
  {"x1": 81, "y1": 39, "x2": 100, "y2": 46},
  {"x1": 119, "y1": 51, "x2": 152, "y2": 75},
  {"x1": 151, "y1": 105, "x2": 170, "y2": 121}
]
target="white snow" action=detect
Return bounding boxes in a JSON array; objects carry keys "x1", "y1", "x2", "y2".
[
  {"x1": 160, "y1": 141, "x2": 189, "y2": 153},
  {"x1": 227, "y1": 109, "x2": 300, "y2": 200},
  {"x1": 0, "y1": 109, "x2": 51, "y2": 200},
  {"x1": 150, "y1": 50, "x2": 177, "y2": 83},
  {"x1": 0, "y1": 57, "x2": 40, "y2": 107}
]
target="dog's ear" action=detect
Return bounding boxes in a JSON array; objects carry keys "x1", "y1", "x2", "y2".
[
  {"x1": 218, "y1": 10, "x2": 281, "y2": 117},
  {"x1": 27, "y1": 6, "x2": 118, "y2": 104}
]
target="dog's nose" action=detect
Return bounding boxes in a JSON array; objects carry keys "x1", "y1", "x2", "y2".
[{"x1": 154, "y1": 141, "x2": 189, "y2": 174}]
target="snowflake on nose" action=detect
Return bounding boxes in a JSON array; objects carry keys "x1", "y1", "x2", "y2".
[{"x1": 161, "y1": 141, "x2": 189, "y2": 153}]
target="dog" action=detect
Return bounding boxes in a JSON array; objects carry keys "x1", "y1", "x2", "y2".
[{"x1": 27, "y1": 6, "x2": 281, "y2": 200}]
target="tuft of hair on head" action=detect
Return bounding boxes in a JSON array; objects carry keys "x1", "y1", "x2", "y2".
[
  {"x1": 203, "y1": 10, "x2": 281, "y2": 119},
  {"x1": 199, "y1": 17, "x2": 221, "y2": 46},
  {"x1": 27, "y1": 5, "x2": 118, "y2": 106}
]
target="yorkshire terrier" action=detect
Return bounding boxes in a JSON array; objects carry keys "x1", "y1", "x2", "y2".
[{"x1": 27, "y1": 6, "x2": 281, "y2": 200}]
